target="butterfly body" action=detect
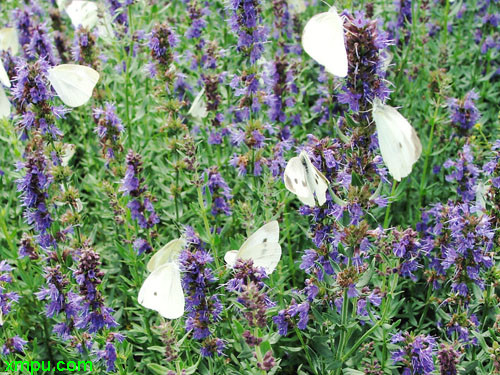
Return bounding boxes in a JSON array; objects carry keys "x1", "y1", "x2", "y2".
[{"x1": 284, "y1": 151, "x2": 330, "y2": 207}]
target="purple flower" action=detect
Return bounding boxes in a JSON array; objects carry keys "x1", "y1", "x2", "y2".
[
  {"x1": 148, "y1": 23, "x2": 177, "y2": 79},
  {"x1": 438, "y1": 343, "x2": 460, "y2": 375},
  {"x1": 203, "y1": 166, "x2": 233, "y2": 216},
  {"x1": 120, "y1": 150, "x2": 160, "y2": 230},
  {"x1": 447, "y1": 91, "x2": 480, "y2": 134},
  {"x1": 2, "y1": 336, "x2": 27, "y2": 355},
  {"x1": 179, "y1": 228, "x2": 223, "y2": 356},
  {"x1": 273, "y1": 300, "x2": 310, "y2": 336},
  {"x1": 391, "y1": 332, "x2": 436, "y2": 374},
  {"x1": 73, "y1": 243, "x2": 118, "y2": 334},
  {"x1": 227, "y1": 0, "x2": 268, "y2": 64},
  {"x1": 72, "y1": 27, "x2": 99, "y2": 69},
  {"x1": 26, "y1": 23, "x2": 58, "y2": 66},
  {"x1": 185, "y1": 1, "x2": 207, "y2": 39},
  {"x1": 340, "y1": 11, "x2": 392, "y2": 115},
  {"x1": 0, "y1": 262, "x2": 19, "y2": 321},
  {"x1": 93, "y1": 103, "x2": 125, "y2": 163}
]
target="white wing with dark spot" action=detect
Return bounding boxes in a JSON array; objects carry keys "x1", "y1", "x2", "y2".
[
  {"x1": 138, "y1": 262, "x2": 184, "y2": 319},
  {"x1": 226, "y1": 221, "x2": 282, "y2": 274},
  {"x1": 284, "y1": 156, "x2": 316, "y2": 206},
  {"x1": 300, "y1": 151, "x2": 330, "y2": 206}
]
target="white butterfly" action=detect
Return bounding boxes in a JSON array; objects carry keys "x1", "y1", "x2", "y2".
[
  {"x1": 284, "y1": 151, "x2": 330, "y2": 207},
  {"x1": 224, "y1": 221, "x2": 282, "y2": 274},
  {"x1": 302, "y1": 8, "x2": 348, "y2": 77},
  {"x1": 138, "y1": 238, "x2": 186, "y2": 319},
  {"x1": 0, "y1": 59, "x2": 11, "y2": 119},
  {"x1": 61, "y1": 143, "x2": 76, "y2": 166},
  {"x1": 187, "y1": 88, "x2": 208, "y2": 120},
  {"x1": 475, "y1": 182, "x2": 488, "y2": 210},
  {"x1": 65, "y1": 0, "x2": 99, "y2": 30},
  {"x1": 47, "y1": 64, "x2": 99, "y2": 107},
  {"x1": 289, "y1": 0, "x2": 306, "y2": 14},
  {"x1": 0, "y1": 87, "x2": 10, "y2": 119},
  {"x1": 372, "y1": 98, "x2": 422, "y2": 181},
  {"x1": 0, "y1": 58, "x2": 10, "y2": 88},
  {"x1": 57, "y1": 0, "x2": 71, "y2": 9},
  {"x1": 0, "y1": 28, "x2": 19, "y2": 55}
]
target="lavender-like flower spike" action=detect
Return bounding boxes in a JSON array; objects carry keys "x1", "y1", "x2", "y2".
[
  {"x1": 16, "y1": 135, "x2": 55, "y2": 249},
  {"x1": 227, "y1": 0, "x2": 268, "y2": 64},
  {"x1": 105, "y1": 0, "x2": 130, "y2": 32},
  {"x1": 1, "y1": 336, "x2": 28, "y2": 355},
  {"x1": 203, "y1": 166, "x2": 233, "y2": 216},
  {"x1": 273, "y1": 299, "x2": 310, "y2": 336},
  {"x1": 120, "y1": 150, "x2": 160, "y2": 234},
  {"x1": 388, "y1": 0, "x2": 412, "y2": 45},
  {"x1": 147, "y1": 23, "x2": 178, "y2": 80},
  {"x1": 340, "y1": 11, "x2": 391, "y2": 116},
  {"x1": 96, "y1": 333, "x2": 125, "y2": 372},
  {"x1": 226, "y1": 259, "x2": 273, "y2": 330},
  {"x1": 35, "y1": 265, "x2": 82, "y2": 340},
  {"x1": 447, "y1": 91, "x2": 480, "y2": 135},
  {"x1": 437, "y1": 343, "x2": 460, "y2": 375},
  {"x1": 73, "y1": 242, "x2": 118, "y2": 334},
  {"x1": 185, "y1": 0, "x2": 207, "y2": 40},
  {"x1": 179, "y1": 227, "x2": 224, "y2": 357},
  {"x1": 0, "y1": 261, "x2": 20, "y2": 323},
  {"x1": 26, "y1": 23, "x2": 58, "y2": 66},
  {"x1": 93, "y1": 103, "x2": 125, "y2": 164},
  {"x1": 391, "y1": 332, "x2": 436, "y2": 374},
  {"x1": 72, "y1": 27, "x2": 100, "y2": 70}
]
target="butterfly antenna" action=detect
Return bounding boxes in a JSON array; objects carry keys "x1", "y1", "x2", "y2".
[{"x1": 320, "y1": 0, "x2": 333, "y2": 8}]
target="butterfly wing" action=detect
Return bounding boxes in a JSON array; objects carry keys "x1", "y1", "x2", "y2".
[
  {"x1": 0, "y1": 28, "x2": 19, "y2": 55},
  {"x1": 47, "y1": 64, "x2": 99, "y2": 107},
  {"x1": 61, "y1": 144, "x2": 76, "y2": 166},
  {"x1": 300, "y1": 151, "x2": 330, "y2": 206},
  {"x1": 138, "y1": 263, "x2": 185, "y2": 319},
  {"x1": 65, "y1": 0, "x2": 99, "y2": 30},
  {"x1": 236, "y1": 221, "x2": 281, "y2": 274},
  {"x1": 0, "y1": 86, "x2": 10, "y2": 119},
  {"x1": 188, "y1": 89, "x2": 208, "y2": 120},
  {"x1": 302, "y1": 9, "x2": 348, "y2": 77},
  {"x1": 147, "y1": 238, "x2": 186, "y2": 272},
  {"x1": 284, "y1": 156, "x2": 316, "y2": 206},
  {"x1": 289, "y1": 0, "x2": 306, "y2": 14},
  {"x1": 238, "y1": 242, "x2": 282, "y2": 274},
  {"x1": 224, "y1": 250, "x2": 239, "y2": 268},
  {"x1": 0, "y1": 59, "x2": 10, "y2": 88},
  {"x1": 239, "y1": 221, "x2": 280, "y2": 252},
  {"x1": 373, "y1": 102, "x2": 422, "y2": 181}
]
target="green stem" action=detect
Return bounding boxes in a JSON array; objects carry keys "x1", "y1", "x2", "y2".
[
  {"x1": 383, "y1": 181, "x2": 397, "y2": 228},
  {"x1": 196, "y1": 182, "x2": 220, "y2": 268},
  {"x1": 125, "y1": 5, "x2": 134, "y2": 149},
  {"x1": 294, "y1": 327, "x2": 319, "y2": 375},
  {"x1": 342, "y1": 261, "x2": 400, "y2": 363},
  {"x1": 0, "y1": 209, "x2": 16, "y2": 254},
  {"x1": 335, "y1": 289, "x2": 350, "y2": 374},
  {"x1": 418, "y1": 97, "x2": 441, "y2": 210}
]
